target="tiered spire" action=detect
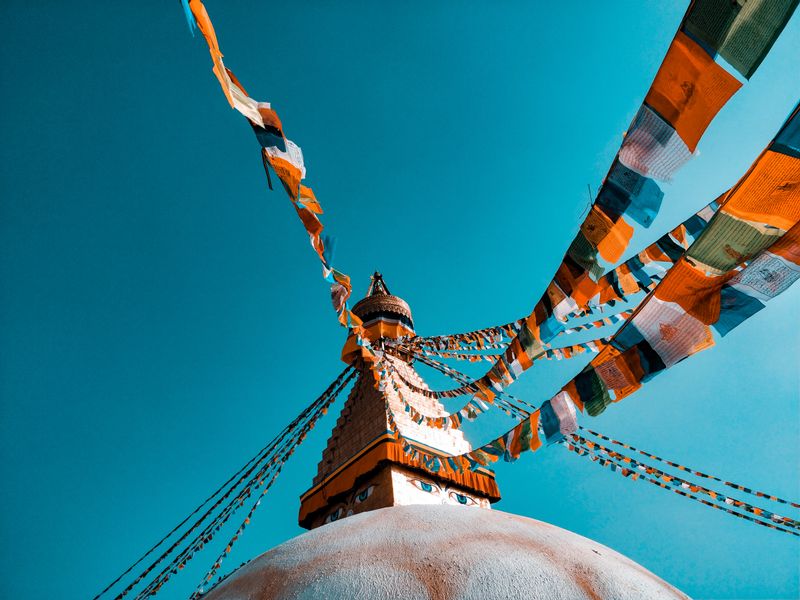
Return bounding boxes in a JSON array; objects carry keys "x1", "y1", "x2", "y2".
[
  {"x1": 365, "y1": 271, "x2": 391, "y2": 296},
  {"x1": 299, "y1": 274, "x2": 500, "y2": 529}
]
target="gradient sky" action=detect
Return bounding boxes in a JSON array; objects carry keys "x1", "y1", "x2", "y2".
[{"x1": 1, "y1": 2, "x2": 798, "y2": 599}]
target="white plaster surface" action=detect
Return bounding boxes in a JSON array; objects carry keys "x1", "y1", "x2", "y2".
[{"x1": 203, "y1": 504, "x2": 688, "y2": 600}]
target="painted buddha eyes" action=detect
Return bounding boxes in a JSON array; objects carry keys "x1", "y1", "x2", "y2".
[
  {"x1": 409, "y1": 478, "x2": 478, "y2": 506},
  {"x1": 325, "y1": 477, "x2": 480, "y2": 524},
  {"x1": 324, "y1": 507, "x2": 344, "y2": 524},
  {"x1": 322, "y1": 485, "x2": 377, "y2": 524},
  {"x1": 354, "y1": 485, "x2": 375, "y2": 504},
  {"x1": 449, "y1": 491, "x2": 477, "y2": 506},
  {"x1": 410, "y1": 478, "x2": 441, "y2": 494}
]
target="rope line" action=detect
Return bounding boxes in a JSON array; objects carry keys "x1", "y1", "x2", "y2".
[
  {"x1": 96, "y1": 366, "x2": 355, "y2": 600},
  {"x1": 580, "y1": 426, "x2": 800, "y2": 509}
]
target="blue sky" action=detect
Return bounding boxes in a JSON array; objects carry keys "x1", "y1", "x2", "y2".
[{"x1": 1, "y1": 2, "x2": 798, "y2": 599}]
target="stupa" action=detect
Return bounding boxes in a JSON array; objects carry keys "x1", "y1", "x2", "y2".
[{"x1": 203, "y1": 274, "x2": 687, "y2": 600}]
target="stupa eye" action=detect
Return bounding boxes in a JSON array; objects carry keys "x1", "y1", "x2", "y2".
[
  {"x1": 354, "y1": 485, "x2": 375, "y2": 504},
  {"x1": 409, "y1": 479, "x2": 439, "y2": 494},
  {"x1": 324, "y1": 507, "x2": 344, "y2": 524},
  {"x1": 449, "y1": 491, "x2": 477, "y2": 506}
]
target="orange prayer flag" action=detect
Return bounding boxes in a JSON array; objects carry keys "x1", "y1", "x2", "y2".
[
  {"x1": 721, "y1": 151, "x2": 800, "y2": 231},
  {"x1": 769, "y1": 222, "x2": 800, "y2": 265},
  {"x1": 265, "y1": 155, "x2": 303, "y2": 199},
  {"x1": 299, "y1": 185, "x2": 324, "y2": 214},
  {"x1": 597, "y1": 218, "x2": 635, "y2": 264},
  {"x1": 189, "y1": 0, "x2": 221, "y2": 55},
  {"x1": 616, "y1": 264, "x2": 641, "y2": 296},
  {"x1": 654, "y1": 259, "x2": 733, "y2": 325},
  {"x1": 672, "y1": 224, "x2": 688, "y2": 248},
  {"x1": 580, "y1": 206, "x2": 634, "y2": 263},
  {"x1": 189, "y1": 0, "x2": 234, "y2": 108},
  {"x1": 294, "y1": 203, "x2": 323, "y2": 238},
  {"x1": 644, "y1": 244, "x2": 673, "y2": 263},
  {"x1": 508, "y1": 338, "x2": 533, "y2": 369},
  {"x1": 645, "y1": 31, "x2": 742, "y2": 152},
  {"x1": 474, "y1": 381, "x2": 496, "y2": 404},
  {"x1": 570, "y1": 273, "x2": 600, "y2": 306},
  {"x1": 598, "y1": 280, "x2": 617, "y2": 305},
  {"x1": 257, "y1": 105, "x2": 284, "y2": 134},
  {"x1": 528, "y1": 411, "x2": 542, "y2": 453}
]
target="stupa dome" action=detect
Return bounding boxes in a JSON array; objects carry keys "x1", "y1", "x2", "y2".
[{"x1": 203, "y1": 504, "x2": 686, "y2": 600}]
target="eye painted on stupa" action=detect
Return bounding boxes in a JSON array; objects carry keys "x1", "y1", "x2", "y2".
[
  {"x1": 448, "y1": 491, "x2": 478, "y2": 506},
  {"x1": 324, "y1": 507, "x2": 344, "y2": 524},
  {"x1": 353, "y1": 485, "x2": 375, "y2": 504},
  {"x1": 409, "y1": 478, "x2": 441, "y2": 495}
]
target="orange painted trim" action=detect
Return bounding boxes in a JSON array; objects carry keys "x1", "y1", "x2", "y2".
[
  {"x1": 298, "y1": 435, "x2": 501, "y2": 526},
  {"x1": 341, "y1": 320, "x2": 416, "y2": 363}
]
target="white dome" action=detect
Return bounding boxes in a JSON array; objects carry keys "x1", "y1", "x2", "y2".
[{"x1": 203, "y1": 504, "x2": 687, "y2": 600}]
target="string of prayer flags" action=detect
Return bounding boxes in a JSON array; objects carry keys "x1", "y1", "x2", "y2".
[
  {"x1": 419, "y1": 349, "x2": 504, "y2": 363},
  {"x1": 134, "y1": 370, "x2": 356, "y2": 599},
  {"x1": 574, "y1": 434, "x2": 800, "y2": 530},
  {"x1": 643, "y1": 30, "x2": 743, "y2": 155},
  {"x1": 565, "y1": 200, "x2": 721, "y2": 314},
  {"x1": 465, "y1": 197, "x2": 720, "y2": 396},
  {"x1": 596, "y1": 159, "x2": 665, "y2": 227},
  {"x1": 467, "y1": 1, "x2": 795, "y2": 404},
  {"x1": 386, "y1": 388, "x2": 576, "y2": 473},
  {"x1": 683, "y1": 0, "x2": 800, "y2": 80},
  {"x1": 386, "y1": 355, "x2": 526, "y2": 423},
  {"x1": 410, "y1": 337, "x2": 605, "y2": 365},
  {"x1": 539, "y1": 391, "x2": 579, "y2": 444},
  {"x1": 394, "y1": 197, "x2": 720, "y2": 368},
  {"x1": 150, "y1": 373, "x2": 355, "y2": 598},
  {"x1": 408, "y1": 351, "x2": 541, "y2": 415},
  {"x1": 102, "y1": 366, "x2": 356, "y2": 600},
  {"x1": 378, "y1": 352, "x2": 578, "y2": 474},
  {"x1": 386, "y1": 398, "x2": 545, "y2": 473},
  {"x1": 566, "y1": 2, "x2": 765, "y2": 273},
  {"x1": 544, "y1": 340, "x2": 605, "y2": 360},
  {"x1": 190, "y1": 468, "x2": 283, "y2": 598},
  {"x1": 388, "y1": 335, "x2": 609, "y2": 402},
  {"x1": 410, "y1": 321, "x2": 522, "y2": 353},
  {"x1": 381, "y1": 357, "x2": 494, "y2": 430},
  {"x1": 185, "y1": 0, "x2": 233, "y2": 109},
  {"x1": 714, "y1": 227, "x2": 800, "y2": 335},
  {"x1": 559, "y1": 311, "x2": 634, "y2": 335},
  {"x1": 580, "y1": 426, "x2": 800, "y2": 509},
  {"x1": 383, "y1": 348, "x2": 538, "y2": 424},
  {"x1": 565, "y1": 438, "x2": 800, "y2": 537},
  {"x1": 772, "y1": 102, "x2": 800, "y2": 157},
  {"x1": 617, "y1": 105, "x2": 694, "y2": 182},
  {"x1": 182, "y1": 0, "x2": 377, "y2": 363},
  {"x1": 563, "y1": 103, "x2": 800, "y2": 416},
  {"x1": 478, "y1": 327, "x2": 613, "y2": 393}
]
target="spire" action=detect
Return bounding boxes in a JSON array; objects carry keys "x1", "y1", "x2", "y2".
[
  {"x1": 343, "y1": 273, "x2": 415, "y2": 363},
  {"x1": 301, "y1": 273, "x2": 501, "y2": 530},
  {"x1": 351, "y1": 272, "x2": 412, "y2": 328},
  {"x1": 365, "y1": 271, "x2": 391, "y2": 296}
]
